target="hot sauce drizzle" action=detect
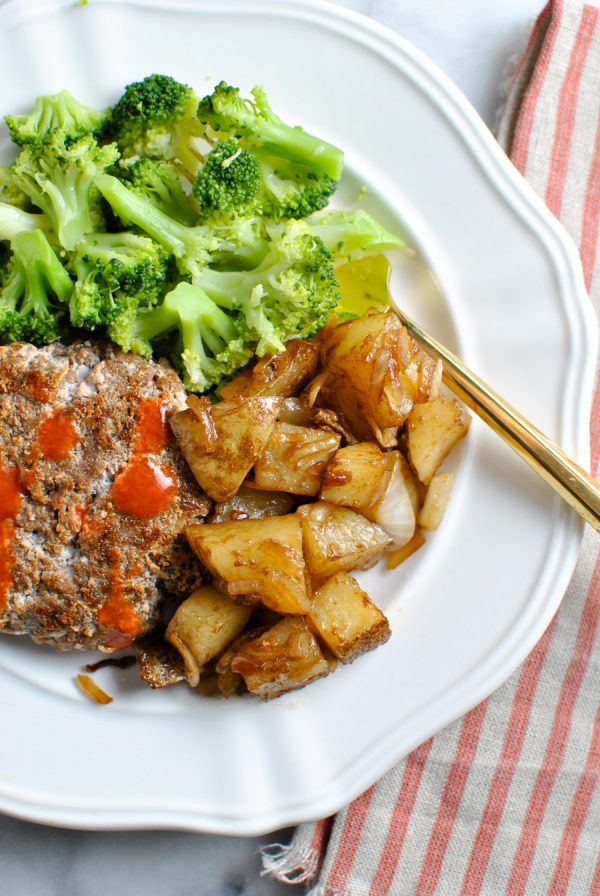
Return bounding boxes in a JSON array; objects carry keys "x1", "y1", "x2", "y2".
[
  {"x1": 96, "y1": 556, "x2": 142, "y2": 650},
  {"x1": 111, "y1": 397, "x2": 177, "y2": 519},
  {"x1": 37, "y1": 408, "x2": 80, "y2": 460},
  {"x1": 0, "y1": 465, "x2": 22, "y2": 613}
]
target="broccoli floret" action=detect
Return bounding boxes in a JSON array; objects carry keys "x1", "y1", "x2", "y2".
[
  {"x1": 5, "y1": 90, "x2": 106, "y2": 146},
  {"x1": 0, "y1": 165, "x2": 31, "y2": 210},
  {"x1": 0, "y1": 229, "x2": 73, "y2": 344},
  {"x1": 0, "y1": 200, "x2": 50, "y2": 241},
  {"x1": 95, "y1": 173, "x2": 268, "y2": 274},
  {"x1": 12, "y1": 132, "x2": 119, "y2": 251},
  {"x1": 192, "y1": 221, "x2": 339, "y2": 355},
  {"x1": 193, "y1": 138, "x2": 260, "y2": 215},
  {"x1": 68, "y1": 231, "x2": 171, "y2": 329},
  {"x1": 105, "y1": 74, "x2": 201, "y2": 161},
  {"x1": 117, "y1": 158, "x2": 197, "y2": 225},
  {"x1": 192, "y1": 138, "x2": 332, "y2": 220},
  {"x1": 197, "y1": 82, "x2": 344, "y2": 181},
  {"x1": 108, "y1": 281, "x2": 252, "y2": 392},
  {"x1": 305, "y1": 209, "x2": 404, "y2": 261}
]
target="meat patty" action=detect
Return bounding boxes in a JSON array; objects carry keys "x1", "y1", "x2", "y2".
[{"x1": 0, "y1": 341, "x2": 210, "y2": 652}]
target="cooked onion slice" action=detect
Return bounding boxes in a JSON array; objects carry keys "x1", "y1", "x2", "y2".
[
  {"x1": 368, "y1": 453, "x2": 417, "y2": 547},
  {"x1": 76, "y1": 673, "x2": 113, "y2": 705}
]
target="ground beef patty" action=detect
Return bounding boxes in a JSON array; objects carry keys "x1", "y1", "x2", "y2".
[{"x1": 0, "y1": 341, "x2": 210, "y2": 652}]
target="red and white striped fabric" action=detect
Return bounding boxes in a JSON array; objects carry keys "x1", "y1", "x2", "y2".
[{"x1": 262, "y1": 2, "x2": 600, "y2": 893}]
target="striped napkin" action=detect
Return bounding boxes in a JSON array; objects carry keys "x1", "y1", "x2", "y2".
[{"x1": 262, "y1": 1, "x2": 600, "y2": 894}]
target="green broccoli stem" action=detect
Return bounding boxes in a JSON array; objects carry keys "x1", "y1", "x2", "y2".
[
  {"x1": 0, "y1": 203, "x2": 50, "y2": 241},
  {"x1": 308, "y1": 209, "x2": 404, "y2": 261},
  {"x1": 253, "y1": 132, "x2": 343, "y2": 181},
  {"x1": 95, "y1": 173, "x2": 210, "y2": 260},
  {"x1": 133, "y1": 282, "x2": 237, "y2": 356},
  {"x1": 12, "y1": 229, "x2": 73, "y2": 310}
]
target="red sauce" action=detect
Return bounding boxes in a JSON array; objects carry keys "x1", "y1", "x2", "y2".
[
  {"x1": 110, "y1": 397, "x2": 177, "y2": 519},
  {"x1": 96, "y1": 560, "x2": 142, "y2": 650},
  {"x1": 0, "y1": 465, "x2": 22, "y2": 613},
  {"x1": 111, "y1": 456, "x2": 176, "y2": 519},
  {"x1": 37, "y1": 408, "x2": 80, "y2": 460}
]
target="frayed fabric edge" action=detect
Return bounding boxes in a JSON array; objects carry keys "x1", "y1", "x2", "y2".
[{"x1": 260, "y1": 839, "x2": 321, "y2": 885}]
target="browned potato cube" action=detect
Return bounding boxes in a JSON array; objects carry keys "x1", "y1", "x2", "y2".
[
  {"x1": 166, "y1": 585, "x2": 252, "y2": 687},
  {"x1": 320, "y1": 442, "x2": 388, "y2": 510},
  {"x1": 135, "y1": 633, "x2": 185, "y2": 689},
  {"x1": 218, "y1": 339, "x2": 319, "y2": 401},
  {"x1": 317, "y1": 309, "x2": 442, "y2": 446},
  {"x1": 229, "y1": 617, "x2": 330, "y2": 700},
  {"x1": 186, "y1": 515, "x2": 311, "y2": 615},
  {"x1": 308, "y1": 572, "x2": 391, "y2": 662},
  {"x1": 208, "y1": 484, "x2": 296, "y2": 524},
  {"x1": 298, "y1": 502, "x2": 392, "y2": 580},
  {"x1": 254, "y1": 423, "x2": 341, "y2": 496},
  {"x1": 407, "y1": 397, "x2": 470, "y2": 484},
  {"x1": 170, "y1": 396, "x2": 281, "y2": 502}
]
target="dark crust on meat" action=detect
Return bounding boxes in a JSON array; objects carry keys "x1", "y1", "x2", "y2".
[{"x1": 0, "y1": 341, "x2": 210, "y2": 652}]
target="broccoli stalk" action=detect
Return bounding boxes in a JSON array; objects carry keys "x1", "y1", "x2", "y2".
[
  {"x1": 198, "y1": 83, "x2": 344, "y2": 181},
  {"x1": 68, "y1": 231, "x2": 171, "y2": 329},
  {"x1": 108, "y1": 281, "x2": 252, "y2": 392},
  {"x1": 105, "y1": 74, "x2": 202, "y2": 161},
  {"x1": 95, "y1": 173, "x2": 268, "y2": 272},
  {"x1": 0, "y1": 229, "x2": 73, "y2": 344},
  {"x1": 192, "y1": 221, "x2": 340, "y2": 353},
  {"x1": 117, "y1": 158, "x2": 198, "y2": 225},
  {"x1": 305, "y1": 209, "x2": 404, "y2": 262},
  {"x1": 12, "y1": 132, "x2": 119, "y2": 251},
  {"x1": 5, "y1": 89, "x2": 106, "y2": 145},
  {"x1": 0, "y1": 201, "x2": 50, "y2": 241}
]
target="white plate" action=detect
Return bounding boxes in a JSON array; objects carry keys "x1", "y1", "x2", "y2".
[{"x1": 0, "y1": 0, "x2": 596, "y2": 835}]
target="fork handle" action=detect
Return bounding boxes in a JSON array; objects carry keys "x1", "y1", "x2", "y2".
[{"x1": 396, "y1": 309, "x2": 600, "y2": 532}]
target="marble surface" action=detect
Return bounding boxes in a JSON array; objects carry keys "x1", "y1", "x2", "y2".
[{"x1": 0, "y1": 0, "x2": 554, "y2": 893}]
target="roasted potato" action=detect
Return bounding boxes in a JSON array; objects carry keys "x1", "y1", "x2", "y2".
[
  {"x1": 253, "y1": 422, "x2": 341, "y2": 496},
  {"x1": 308, "y1": 571, "x2": 391, "y2": 662},
  {"x1": 170, "y1": 396, "x2": 281, "y2": 502},
  {"x1": 135, "y1": 633, "x2": 186, "y2": 689},
  {"x1": 418, "y1": 472, "x2": 454, "y2": 530},
  {"x1": 165, "y1": 585, "x2": 252, "y2": 687},
  {"x1": 229, "y1": 617, "x2": 330, "y2": 700},
  {"x1": 314, "y1": 309, "x2": 442, "y2": 447},
  {"x1": 298, "y1": 502, "x2": 392, "y2": 580},
  {"x1": 320, "y1": 442, "x2": 389, "y2": 510},
  {"x1": 218, "y1": 339, "x2": 319, "y2": 401},
  {"x1": 186, "y1": 515, "x2": 311, "y2": 615},
  {"x1": 407, "y1": 397, "x2": 470, "y2": 484}
]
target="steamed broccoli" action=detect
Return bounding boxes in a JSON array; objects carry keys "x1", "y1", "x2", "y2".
[
  {"x1": 12, "y1": 132, "x2": 119, "y2": 251},
  {"x1": 117, "y1": 158, "x2": 197, "y2": 225},
  {"x1": 108, "y1": 281, "x2": 252, "y2": 392},
  {"x1": 197, "y1": 82, "x2": 344, "y2": 181},
  {"x1": 298, "y1": 209, "x2": 403, "y2": 262},
  {"x1": 0, "y1": 229, "x2": 73, "y2": 344},
  {"x1": 95, "y1": 172, "x2": 268, "y2": 273},
  {"x1": 0, "y1": 165, "x2": 31, "y2": 210},
  {"x1": 5, "y1": 89, "x2": 106, "y2": 146},
  {"x1": 192, "y1": 221, "x2": 339, "y2": 355},
  {"x1": 0, "y1": 200, "x2": 50, "y2": 241},
  {"x1": 192, "y1": 138, "x2": 335, "y2": 220},
  {"x1": 105, "y1": 74, "x2": 201, "y2": 161},
  {"x1": 68, "y1": 231, "x2": 171, "y2": 329}
]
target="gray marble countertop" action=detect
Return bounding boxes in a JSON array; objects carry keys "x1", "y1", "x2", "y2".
[{"x1": 0, "y1": 0, "x2": 551, "y2": 893}]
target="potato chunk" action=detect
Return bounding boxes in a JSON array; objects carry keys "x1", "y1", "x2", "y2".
[
  {"x1": 208, "y1": 484, "x2": 296, "y2": 523},
  {"x1": 298, "y1": 502, "x2": 392, "y2": 580},
  {"x1": 254, "y1": 423, "x2": 341, "y2": 496},
  {"x1": 218, "y1": 339, "x2": 319, "y2": 401},
  {"x1": 166, "y1": 585, "x2": 252, "y2": 687},
  {"x1": 170, "y1": 396, "x2": 281, "y2": 502},
  {"x1": 186, "y1": 515, "x2": 311, "y2": 615},
  {"x1": 229, "y1": 617, "x2": 330, "y2": 700},
  {"x1": 308, "y1": 572, "x2": 391, "y2": 662},
  {"x1": 407, "y1": 397, "x2": 470, "y2": 484},
  {"x1": 418, "y1": 472, "x2": 454, "y2": 530},
  {"x1": 316, "y1": 309, "x2": 442, "y2": 446},
  {"x1": 135, "y1": 633, "x2": 186, "y2": 689},
  {"x1": 320, "y1": 442, "x2": 388, "y2": 510}
]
